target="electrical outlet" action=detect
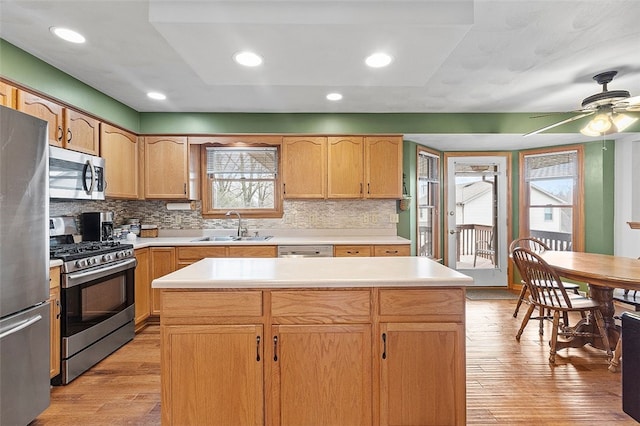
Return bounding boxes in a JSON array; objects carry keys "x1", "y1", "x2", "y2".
[
  {"x1": 362, "y1": 213, "x2": 369, "y2": 224},
  {"x1": 389, "y1": 213, "x2": 399, "y2": 223},
  {"x1": 370, "y1": 213, "x2": 379, "y2": 223}
]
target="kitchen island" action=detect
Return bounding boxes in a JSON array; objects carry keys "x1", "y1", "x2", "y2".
[{"x1": 153, "y1": 256, "x2": 472, "y2": 426}]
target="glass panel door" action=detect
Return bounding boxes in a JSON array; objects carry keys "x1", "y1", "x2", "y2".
[{"x1": 446, "y1": 156, "x2": 508, "y2": 286}]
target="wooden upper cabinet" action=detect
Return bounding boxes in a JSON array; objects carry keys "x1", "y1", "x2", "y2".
[
  {"x1": 16, "y1": 91, "x2": 65, "y2": 146},
  {"x1": 282, "y1": 136, "x2": 327, "y2": 199},
  {"x1": 327, "y1": 136, "x2": 364, "y2": 198},
  {"x1": 101, "y1": 123, "x2": 138, "y2": 199},
  {"x1": 327, "y1": 135, "x2": 403, "y2": 199},
  {"x1": 365, "y1": 136, "x2": 403, "y2": 199},
  {"x1": 16, "y1": 90, "x2": 99, "y2": 155},
  {"x1": 65, "y1": 109, "x2": 100, "y2": 155},
  {"x1": 144, "y1": 136, "x2": 189, "y2": 199},
  {"x1": 0, "y1": 81, "x2": 17, "y2": 108}
]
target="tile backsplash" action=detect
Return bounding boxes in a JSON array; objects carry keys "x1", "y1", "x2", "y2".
[{"x1": 50, "y1": 199, "x2": 398, "y2": 232}]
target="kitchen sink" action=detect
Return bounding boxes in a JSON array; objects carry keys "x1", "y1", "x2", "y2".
[
  {"x1": 191, "y1": 235, "x2": 273, "y2": 242},
  {"x1": 235, "y1": 236, "x2": 273, "y2": 241}
]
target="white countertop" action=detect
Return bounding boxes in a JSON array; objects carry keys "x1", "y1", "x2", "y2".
[
  {"x1": 49, "y1": 259, "x2": 63, "y2": 268},
  {"x1": 152, "y1": 256, "x2": 472, "y2": 289},
  {"x1": 131, "y1": 234, "x2": 410, "y2": 249}
]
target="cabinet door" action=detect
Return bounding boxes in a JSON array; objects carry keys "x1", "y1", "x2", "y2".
[
  {"x1": 162, "y1": 324, "x2": 264, "y2": 426},
  {"x1": 282, "y1": 136, "x2": 326, "y2": 199},
  {"x1": 365, "y1": 136, "x2": 403, "y2": 199},
  {"x1": 65, "y1": 109, "x2": 99, "y2": 155},
  {"x1": 144, "y1": 136, "x2": 188, "y2": 199},
  {"x1": 272, "y1": 324, "x2": 372, "y2": 426},
  {"x1": 16, "y1": 91, "x2": 65, "y2": 146},
  {"x1": 134, "y1": 248, "x2": 150, "y2": 328},
  {"x1": 101, "y1": 123, "x2": 139, "y2": 199},
  {"x1": 49, "y1": 266, "x2": 61, "y2": 378},
  {"x1": 327, "y1": 136, "x2": 364, "y2": 198},
  {"x1": 379, "y1": 322, "x2": 466, "y2": 426},
  {"x1": 150, "y1": 247, "x2": 176, "y2": 316},
  {"x1": 0, "y1": 81, "x2": 16, "y2": 108}
]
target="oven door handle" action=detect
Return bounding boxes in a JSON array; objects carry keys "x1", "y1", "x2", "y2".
[{"x1": 63, "y1": 257, "x2": 137, "y2": 289}]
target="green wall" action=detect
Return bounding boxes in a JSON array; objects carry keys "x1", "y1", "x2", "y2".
[
  {"x1": 584, "y1": 140, "x2": 616, "y2": 254},
  {"x1": 0, "y1": 39, "x2": 139, "y2": 131},
  {"x1": 1, "y1": 39, "x2": 621, "y2": 255}
]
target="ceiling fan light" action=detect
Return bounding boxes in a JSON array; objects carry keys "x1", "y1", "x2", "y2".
[
  {"x1": 612, "y1": 113, "x2": 638, "y2": 132},
  {"x1": 589, "y1": 113, "x2": 613, "y2": 133},
  {"x1": 580, "y1": 113, "x2": 613, "y2": 137},
  {"x1": 580, "y1": 125, "x2": 602, "y2": 137}
]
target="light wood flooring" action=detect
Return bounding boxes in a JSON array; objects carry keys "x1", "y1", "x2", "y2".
[{"x1": 31, "y1": 295, "x2": 637, "y2": 425}]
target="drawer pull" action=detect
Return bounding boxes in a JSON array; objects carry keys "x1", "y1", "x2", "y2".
[
  {"x1": 273, "y1": 335, "x2": 279, "y2": 362},
  {"x1": 256, "y1": 336, "x2": 261, "y2": 362},
  {"x1": 382, "y1": 333, "x2": 387, "y2": 359}
]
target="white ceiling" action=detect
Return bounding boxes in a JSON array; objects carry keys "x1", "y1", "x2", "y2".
[{"x1": 1, "y1": 0, "x2": 640, "y2": 149}]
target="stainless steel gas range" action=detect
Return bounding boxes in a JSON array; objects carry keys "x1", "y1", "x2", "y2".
[{"x1": 50, "y1": 217, "x2": 136, "y2": 385}]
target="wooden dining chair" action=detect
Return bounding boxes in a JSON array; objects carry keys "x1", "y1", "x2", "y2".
[
  {"x1": 509, "y1": 237, "x2": 581, "y2": 333},
  {"x1": 512, "y1": 247, "x2": 612, "y2": 365}
]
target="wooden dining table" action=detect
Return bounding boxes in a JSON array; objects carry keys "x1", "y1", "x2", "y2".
[{"x1": 539, "y1": 251, "x2": 640, "y2": 355}]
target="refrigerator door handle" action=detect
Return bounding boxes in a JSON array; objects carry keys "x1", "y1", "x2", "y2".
[{"x1": 0, "y1": 314, "x2": 43, "y2": 339}]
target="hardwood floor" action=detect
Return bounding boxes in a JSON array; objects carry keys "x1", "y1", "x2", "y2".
[{"x1": 32, "y1": 296, "x2": 636, "y2": 425}]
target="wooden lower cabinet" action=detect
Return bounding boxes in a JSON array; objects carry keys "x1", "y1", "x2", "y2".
[
  {"x1": 134, "y1": 248, "x2": 150, "y2": 329},
  {"x1": 335, "y1": 244, "x2": 410, "y2": 257},
  {"x1": 379, "y1": 322, "x2": 465, "y2": 425},
  {"x1": 162, "y1": 324, "x2": 264, "y2": 425},
  {"x1": 150, "y1": 247, "x2": 176, "y2": 316},
  {"x1": 49, "y1": 266, "x2": 61, "y2": 378},
  {"x1": 272, "y1": 324, "x2": 372, "y2": 426},
  {"x1": 160, "y1": 287, "x2": 465, "y2": 425}
]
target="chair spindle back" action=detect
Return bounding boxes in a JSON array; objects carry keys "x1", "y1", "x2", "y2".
[{"x1": 511, "y1": 247, "x2": 573, "y2": 309}]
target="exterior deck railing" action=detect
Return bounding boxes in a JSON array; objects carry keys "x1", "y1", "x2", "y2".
[{"x1": 454, "y1": 225, "x2": 573, "y2": 261}]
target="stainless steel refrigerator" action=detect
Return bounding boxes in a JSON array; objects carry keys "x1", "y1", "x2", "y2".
[{"x1": 0, "y1": 105, "x2": 51, "y2": 425}]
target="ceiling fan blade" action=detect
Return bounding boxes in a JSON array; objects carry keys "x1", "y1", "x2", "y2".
[
  {"x1": 621, "y1": 95, "x2": 640, "y2": 111},
  {"x1": 523, "y1": 112, "x2": 594, "y2": 137}
]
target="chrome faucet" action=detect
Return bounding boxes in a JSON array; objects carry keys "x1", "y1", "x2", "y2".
[{"x1": 225, "y1": 211, "x2": 243, "y2": 237}]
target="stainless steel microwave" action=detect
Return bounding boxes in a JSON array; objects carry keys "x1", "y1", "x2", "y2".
[{"x1": 49, "y1": 146, "x2": 105, "y2": 200}]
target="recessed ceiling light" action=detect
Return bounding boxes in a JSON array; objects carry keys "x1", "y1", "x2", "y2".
[
  {"x1": 365, "y1": 52, "x2": 393, "y2": 68},
  {"x1": 326, "y1": 93, "x2": 343, "y2": 101},
  {"x1": 234, "y1": 51, "x2": 263, "y2": 67},
  {"x1": 50, "y1": 27, "x2": 85, "y2": 44},
  {"x1": 147, "y1": 92, "x2": 167, "y2": 101}
]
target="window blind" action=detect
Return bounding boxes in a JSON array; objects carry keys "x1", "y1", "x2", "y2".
[
  {"x1": 206, "y1": 147, "x2": 277, "y2": 178},
  {"x1": 524, "y1": 150, "x2": 577, "y2": 181}
]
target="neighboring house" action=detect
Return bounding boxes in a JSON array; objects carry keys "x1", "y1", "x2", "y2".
[
  {"x1": 528, "y1": 183, "x2": 572, "y2": 234},
  {"x1": 455, "y1": 180, "x2": 493, "y2": 226}
]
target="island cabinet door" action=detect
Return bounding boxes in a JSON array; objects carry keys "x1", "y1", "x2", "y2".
[
  {"x1": 379, "y1": 322, "x2": 466, "y2": 426},
  {"x1": 161, "y1": 324, "x2": 264, "y2": 426},
  {"x1": 270, "y1": 324, "x2": 372, "y2": 426}
]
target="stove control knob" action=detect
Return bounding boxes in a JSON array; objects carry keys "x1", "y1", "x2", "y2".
[
  {"x1": 115, "y1": 251, "x2": 123, "y2": 259},
  {"x1": 102, "y1": 254, "x2": 112, "y2": 262},
  {"x1": 75, "y1": 260, "x2": 83, "y2": 268}
]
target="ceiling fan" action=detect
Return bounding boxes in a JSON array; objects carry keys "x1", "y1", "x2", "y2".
[{"x1": 524, "y1": 70, "x2": 640, "y2": 137}]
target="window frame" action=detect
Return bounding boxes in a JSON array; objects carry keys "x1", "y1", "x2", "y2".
[
  {"x1": 518, "y1": 145, "x2": 584, "y2": 251},
  {"x1": 416, "y1": 145, "x2": 441, "y2": 259},
  {"x1": 200, "y1": 138, "x2": 283, "y2": 219}
]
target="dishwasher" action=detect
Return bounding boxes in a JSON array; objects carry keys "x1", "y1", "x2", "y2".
[{"x1": 277, "y1": 245, "x2": 334, "y2": 258}]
